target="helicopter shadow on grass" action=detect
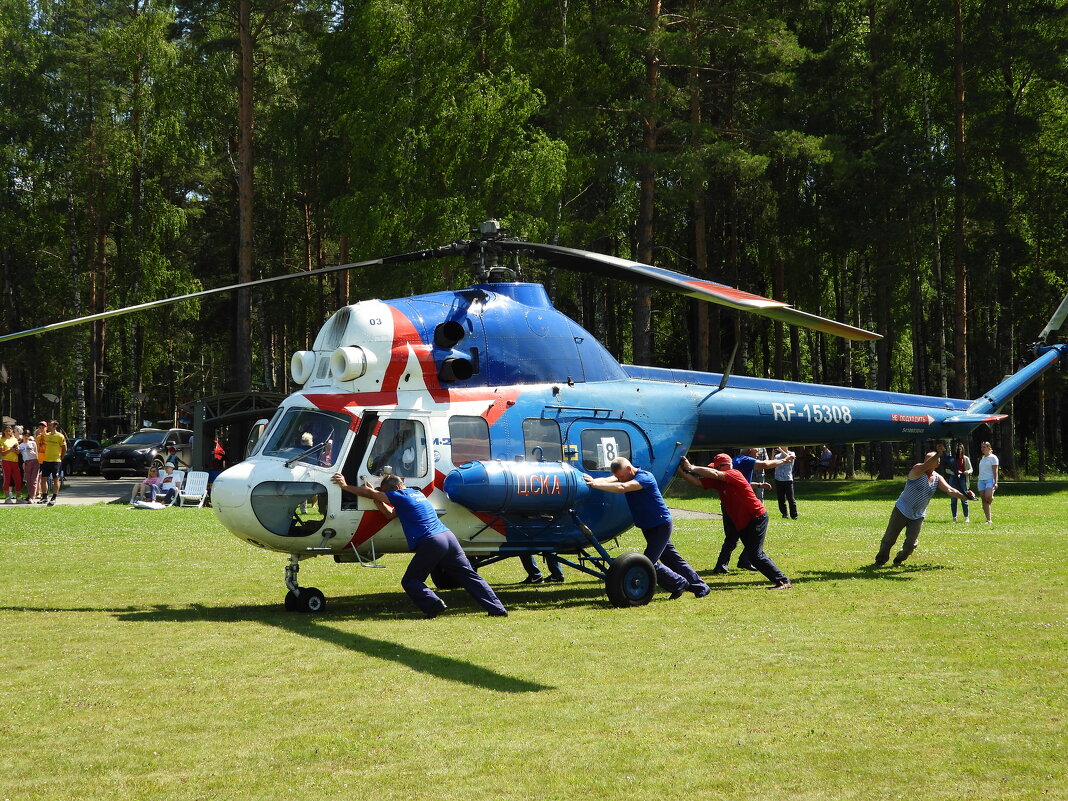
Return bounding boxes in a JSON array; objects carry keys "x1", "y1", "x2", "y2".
[{"x1": 111, "y1": 598, "x2": 552, "y2": 694}]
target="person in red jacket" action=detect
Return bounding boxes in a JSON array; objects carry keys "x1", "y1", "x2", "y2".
[{"x1": 677, "y1": 453, "x2": 792, "y2": 590}]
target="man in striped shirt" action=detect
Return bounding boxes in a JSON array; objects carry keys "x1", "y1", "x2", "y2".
[{"x1": 875, "y1": 442, "x2": 975, "y2": 566}]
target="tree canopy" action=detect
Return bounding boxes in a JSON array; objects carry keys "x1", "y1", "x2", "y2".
[{"x1": 1, "y1": 0, "x2": 1065, "y2": 473}]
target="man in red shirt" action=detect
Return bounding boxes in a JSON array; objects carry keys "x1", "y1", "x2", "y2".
[{"x1": 677, "y1": 453, "x2": 792, "y2": 590}]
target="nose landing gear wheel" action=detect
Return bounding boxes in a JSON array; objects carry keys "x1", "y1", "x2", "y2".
[
  {"x1": 283, "y1": 555, "x2": 327, "y2": 612},
  {"x1": 605, "y1": 552, "x2": 656, "y2": 607},
  {"x1": 284, "y1": 587, "x2": 326, "y2": 613}
]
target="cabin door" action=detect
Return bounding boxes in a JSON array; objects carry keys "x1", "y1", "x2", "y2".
[{"x1": 343, "y1": 412, "x2": 434, "y2": 511}]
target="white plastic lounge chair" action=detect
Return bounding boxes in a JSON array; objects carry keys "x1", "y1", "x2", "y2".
[{"x1": 173, "y1": 470, "x2": 208, "y2": 508}]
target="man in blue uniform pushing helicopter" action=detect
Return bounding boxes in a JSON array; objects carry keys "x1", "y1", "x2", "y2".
[
  {"x1": 584, "y1": 457, "x2": 710, "y2": 599},
  {"x1": 333, "y1": 472, "x2": 508, "y2": 618}
]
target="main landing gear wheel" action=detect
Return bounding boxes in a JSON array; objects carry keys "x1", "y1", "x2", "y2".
[
  {"x1": 605, "y1": 552, "x2": 656, "y2": 608},
  {"x1": 285, "y1": 587, "x2": 326, "y2": 613}
]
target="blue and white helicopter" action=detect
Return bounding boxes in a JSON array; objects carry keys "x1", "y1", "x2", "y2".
[{"x1": 5, "y1": 221, "x2": 1065, "y2": 610}]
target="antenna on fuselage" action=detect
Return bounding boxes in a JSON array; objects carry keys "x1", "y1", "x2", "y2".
[{"x1": 719, "y1": 341, "x2": 740, "y2": 390}]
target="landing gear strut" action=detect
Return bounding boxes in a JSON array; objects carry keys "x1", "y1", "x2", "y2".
[{"x1": 283, "y1": 554, "x2": 326, "y2": 613}]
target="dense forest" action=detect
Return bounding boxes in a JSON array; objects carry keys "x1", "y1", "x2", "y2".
[{"x1": 0, "y1": 0, "x2": 1065, "y2": 474}]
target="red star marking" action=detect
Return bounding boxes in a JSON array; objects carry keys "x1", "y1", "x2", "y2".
[{"x1": 382, "y1": 306, "x2": 451, "y2": 403}]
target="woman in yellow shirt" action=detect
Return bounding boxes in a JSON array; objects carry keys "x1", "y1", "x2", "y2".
[{"x1": 1, "y1": 425, "x2": 22, "y2": 503}]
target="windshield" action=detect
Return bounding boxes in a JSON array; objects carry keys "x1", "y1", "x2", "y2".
[
  {"x1": 119, "y1": 432, "x2": 167, "y2": 446},
  {"x1": 261, "y1": 408, "x2": 351, "y2": 468}
]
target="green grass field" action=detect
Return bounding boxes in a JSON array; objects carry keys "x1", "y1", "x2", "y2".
[{"x1": 1, "y1": 480, "x2": 1065, "y2": 800}]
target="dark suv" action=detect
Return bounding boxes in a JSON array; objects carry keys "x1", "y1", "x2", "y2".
[
  {"x1": 62, "y1": 438, "x2": 101, "y2": 476},
  {"x1": 99, "y1": 428, "x2": 193, "y2": 479}
]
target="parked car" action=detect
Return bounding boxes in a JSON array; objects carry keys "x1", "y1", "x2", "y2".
[
  {"x1": 62, "y1": 438, "x2": 101, "y2": 476},
  {"x1": 99, "y1": 428, "x2": 193, "y2": 479},
  {"x1": 85, "y1": 434, "x2": 128, "y2": 476}
]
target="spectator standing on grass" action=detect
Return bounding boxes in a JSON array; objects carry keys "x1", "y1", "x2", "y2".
[
  {"x1": 33, "y1": 422, "x2": 47, "y2": 500},
  {"x1": 584, "y1": 457, "x2": 710, "y2": 599},
  {"x1": 678, "y1": 454, "x2": 792, "y2": 589},
  {"x1": 39, "y1": 421, "x2": 66, "y2": 506},
  {"x1": 874, "y1": 442, "x2": 974, "y2": 567},
  {"x1": 773, "y1": 446, "x2": 799, "y2": 520},
  {"x1": 332, "y1": 472, "x2": 508, "y2": 618},
  {"x1": 944, "y1": 442, "x2": 973, "y2": 523},
  {"x1": 19, "y1": 430, "x2": 39, "y2": 503},
  {"x1": 1, "y1": 425, "x2": 22, "y2": 504},
  {"x1": 747, "y1": 448, "x2": 770, "y2": 501},
  {"x1": 818, "y1": 445, "x2": 834, "y2": 478},
  {"x1": 211, "y1": 439, "x2": 226, "y2": 470},
  {"x1": 977, "y1": 441, "x2": 999, "y2": 524}
]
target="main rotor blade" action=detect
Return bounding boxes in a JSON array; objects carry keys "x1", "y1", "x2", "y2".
[
  {"x1": 1038, "y1": 292, "x2": 1068, "y2": 343},
  {"x1": 0, "y1": 244, "x2": 463, "y2": 345},
  {"x1": 501, "y1": 241, "x2": 881, "y2": 342}
]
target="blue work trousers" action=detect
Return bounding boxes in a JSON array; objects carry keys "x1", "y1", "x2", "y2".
[
  {"x1": 737, "y1": 513, "x2": 788, "y2": 584},
  {"x1": 641, "y1": 521, "x2": 708, "y2": 594},
  {"x1": 520, "y1": 553, "x2": 564, "y2": 580},
  {"x1": 402, "y1": 531, "x2": 507, "y2": 616}
]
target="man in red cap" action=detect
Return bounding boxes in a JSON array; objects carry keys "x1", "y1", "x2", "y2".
[{"x1": 677, "y1": 453, "x2": 792, "y2": 589}]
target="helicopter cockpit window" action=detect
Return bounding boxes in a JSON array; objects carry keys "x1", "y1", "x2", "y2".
[
  {"x1": 522, "y1": 418, "x2": 562, "y2": 461},
  {"x1": 261, "y1": 408, "x2": 351, "y2": 468},
  {"x1": 246, "y1": 408, "x2": 283, "y2": 459},
  {"x1": 250, "y1": 481, "x2": 328, "y2": 538},
  {"x1": 366, "y1": 419, "x2": 428, "y2": 478},
  {"x1": 448, "y1": 415, "x2": 490, "y2": 465},
  {"x1": 580, "y1": 428, "x2": 632, "y2": 471}
]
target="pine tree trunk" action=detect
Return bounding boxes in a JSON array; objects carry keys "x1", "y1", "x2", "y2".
[
  {"x1": 633, "y1": 0, "x2": 660, "y2": 366},
  {"x1": 951, "y1": 0, "x2": 968, "y2": 398},
  {"x1": 234, "y1": 0, "x2": 255, "y2": 392}
]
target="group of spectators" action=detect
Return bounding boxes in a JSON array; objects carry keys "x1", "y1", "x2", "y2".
[
  {"x1": 0, "y1": 420, "x2": 66, "y2": 505},
  {"x1": 0, "y1": 420, "x2": 229, "y2": 508}
]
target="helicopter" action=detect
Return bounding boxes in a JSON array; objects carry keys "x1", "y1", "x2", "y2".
[{"x1": 3, "y1": 220, "x2": 1065, "y2": 611}]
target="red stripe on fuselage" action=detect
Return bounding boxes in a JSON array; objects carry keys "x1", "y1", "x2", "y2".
[
  {"x1": 474, "y1": 512, "x2": 508, "y2": 536},
  {"x1": 294, "y1": 394, "x2": 362, "y2": 431},
  {"x1": 348, "y1": 509, "x2": 391, "y2": 547}
]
